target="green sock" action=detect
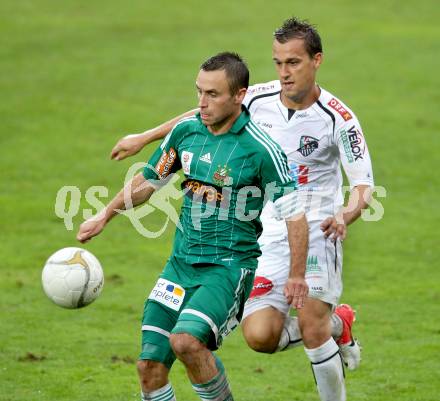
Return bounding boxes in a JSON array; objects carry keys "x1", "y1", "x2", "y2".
[{"x1": 191, "y1": 354, "x2": 233, "y2": 401}]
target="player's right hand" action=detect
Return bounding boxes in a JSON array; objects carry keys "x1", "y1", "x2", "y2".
[
  {"x1": 76, "y1": 216, "x2": 106, "y2": 243},
  {"x1": 284, "y1": 277, "x2": 308, "y2": 309},
  {"x1": 110, "y1": 133, "x2": 145, "y2": 161}
]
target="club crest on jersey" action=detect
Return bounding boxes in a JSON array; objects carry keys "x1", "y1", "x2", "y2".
[
  {"x1": 297, "y1": 135, "x2": 319, "y2": 157},
  {"x1": 213, "y1": 164, "x2": 232, "y2": 186}
]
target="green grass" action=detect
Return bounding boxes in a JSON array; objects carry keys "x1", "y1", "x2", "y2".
[{"x1": 1, "y1": 1, "x2": 440, "y2": 400}]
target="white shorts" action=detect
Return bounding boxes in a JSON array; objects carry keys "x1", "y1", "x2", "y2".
[{"x1": 242, "y1": 220, "x2": 343, "y2": 320}]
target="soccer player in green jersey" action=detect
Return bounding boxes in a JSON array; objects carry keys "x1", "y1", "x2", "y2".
[{"x1": 77, "y1": 52, "x2": 308, "y2": 401}]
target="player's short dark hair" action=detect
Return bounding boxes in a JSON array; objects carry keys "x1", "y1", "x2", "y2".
[
  {"x1": 200, "y1": 52, "x2": 249, "y2": 94},
  {"x1": 274, "y1": 17, "x2": 322, "y2": 58}
]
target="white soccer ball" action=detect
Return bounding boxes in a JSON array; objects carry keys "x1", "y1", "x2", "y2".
[{"x1": 42, "y1": 247, "x2": 104, "y2": 309}]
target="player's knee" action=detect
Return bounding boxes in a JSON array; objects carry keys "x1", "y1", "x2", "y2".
[
  {"x1": 242, "y1": 321, "x2": 278, "y2": 353},
  {"x1": 298, "y1": 315, "x2": 331, "y2": 348},
  {"x1": 136, "y1": 359, "x2": 168, "y2": 390},
  {"x1": 169, "y1": 333, "x2": 203, "y2": 357}
]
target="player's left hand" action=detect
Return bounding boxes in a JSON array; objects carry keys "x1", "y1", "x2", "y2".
[
  {"x1": 320, "y1": 215, "x2": 347, "y2": 242},
  {"x1": 284, "y1": 277, "x2": 308, "y2": 309}
]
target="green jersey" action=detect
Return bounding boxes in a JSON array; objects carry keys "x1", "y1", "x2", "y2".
[{"x1": 143, "y1": 107, "x2": 297, "y2": 269}]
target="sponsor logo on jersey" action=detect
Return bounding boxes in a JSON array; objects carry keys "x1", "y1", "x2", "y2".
[
  {"x1": 155, "y1": 148, "x2": 177, "y2": 178},
  {"x1": 328, "y1": 98, "x2": 352, "y2": 121},
  {"x1": 148, "y1": 278, "x2": 185, "y2": 311},
  {"x1": 306, "y1": 255, "x2": 321, "y2": 273},
  {"x1": 181, "y1": 151, "x2": 193, "y2": 175},
  {"x1": 297, "y1": 135, "x2": 319, "y2": 157},
  {"x1": 199, "y1": 152, "x2": 212, "y2": 164},
  {"x1": 213, "y1": 164, "x2": 232, "y2": 186},
  {"x1": 255, "y1": 120, "x2": 273, "y2": 130},
  {"x1": 249, "y1": 276, "x2": 274, "y2": 298},
  {"x1": 339, "y1": 125, "x2": 365, "y2": 163},
  {"x1": 183, "y1": 179, "x2": 224, "y2": 205},
  {"x1": 295, "y1": 112, "x2": 309, "y2": 119},
  {"x1": 246, "y1": 83, "x2": 276, "y2": 95}
]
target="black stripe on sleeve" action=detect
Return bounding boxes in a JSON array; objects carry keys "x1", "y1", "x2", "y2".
[
  {"x1": 316, "y1": 100, "x2": 336, "y2": 134},
  {"x1": 247, "y1": 90, "x2": 281, "y2": 109}
]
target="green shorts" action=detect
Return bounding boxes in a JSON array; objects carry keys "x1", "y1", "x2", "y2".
[{"x1": 139, "y1": 255, "x2": 254, "y2": 368}]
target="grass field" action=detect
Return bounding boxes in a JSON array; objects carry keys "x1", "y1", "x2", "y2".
[{"x1": 1, "y1": 1, "x2": 440, "y2": 400}]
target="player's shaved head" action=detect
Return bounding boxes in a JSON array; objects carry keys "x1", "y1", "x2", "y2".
[
  {"x1": 200, "y1": 52, "x2": 249, "y2": 95},
  {"x1": 274, "y1": 17, "x2": 322, "y2": 58}
]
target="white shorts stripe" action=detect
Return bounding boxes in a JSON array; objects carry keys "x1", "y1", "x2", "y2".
[
  {"x1": 141, "y1": 325, "x2": 171, "y2": 338},
  {"x1": 180, "y1": 308, "x2": 219, "y2": 341}
]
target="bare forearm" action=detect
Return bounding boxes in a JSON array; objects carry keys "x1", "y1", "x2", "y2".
[
  {"x1": 342, "y1": 185, "x2": 372, "y2": 226},
  {"x1": 286, "y1": 214, "x2": 309, "y2": 278},
  {"x1": 102, "y1": 173, "x2": 155, "y2": 223}
]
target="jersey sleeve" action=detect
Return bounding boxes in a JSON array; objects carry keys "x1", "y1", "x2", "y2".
[
  {"x1": 143, "y1": 123, "x2": 183, "y2": 181},
  {"x1": 335, "y1": 116, "x2": 374, "y2": 188}
]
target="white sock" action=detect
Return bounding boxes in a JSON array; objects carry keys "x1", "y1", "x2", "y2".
[
  {"x1": 276, "y1": 316, "x2": 303, "y2": 351},
  {"x1": 141, "y1": 383, "x2": 176, "y2": 401},
  {"x1": 277, "y1": 314, "x2": 344, "y2": 352},
  {"x1": 305, "y1": 338, "x2": 346, "y2": 401},
  {"x1": 331, "y1": 314, "x2": 343, "y2": 340}
]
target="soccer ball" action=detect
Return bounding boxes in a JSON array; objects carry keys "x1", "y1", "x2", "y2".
[{"x1": 42, "y1": 247, "x2": 104, "y2": 309}]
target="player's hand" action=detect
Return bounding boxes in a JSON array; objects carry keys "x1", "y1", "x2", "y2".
[
  {"x1": 284, "y1": 277, "x2": 308, "y2": 309},
  {"x1": 76, "y1": 216, "x2": 106, "y2": 243},
  {"x1": 110, "y1": 133, "x2": 146, "y2": 161},
  {"x1": 320, "y1": 215, "x2": 347, "y2": 242}
]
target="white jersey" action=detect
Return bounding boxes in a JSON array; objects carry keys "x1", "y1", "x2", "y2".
[{"x1": 243, "y1": 80, "x2": 374, "y2": 243}]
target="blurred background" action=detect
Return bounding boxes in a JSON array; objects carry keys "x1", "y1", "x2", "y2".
[{"x1": 1, "y1": 1, "x2": 439, "y2": 400}]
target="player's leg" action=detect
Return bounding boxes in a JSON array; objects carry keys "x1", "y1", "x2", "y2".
[
  {"x1": 241, "y1": 239, "x2": 354, "y2": 356},
  {"x1": 170, "y1": 265, "x2": 254, "y2": 401},
  {"x1": 241, "y1": 241, "x2": 294, "y2": 352},
  {"x1": 138, "y1": 298, "x2": 179, "y2": 400},
  {"x1": 298, "y1": 224, "x2": 347, "y2": 401},
  {"x1": 137, "y1": 360, "x2": 174, "y2": 401},
  {"x1": 298, "y1": 298, "x2": 346, "y2": 401},
  {"x1": 137, "y1": 258, "x2": 187, "y2": 401},
  {"x1": 241, "y1": 306, "x2": 286, "y2": 352}
]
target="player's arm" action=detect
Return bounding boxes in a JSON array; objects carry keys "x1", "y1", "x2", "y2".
[
  {"x1": 320, "y1": 184, "x2": 373, "y2": 240},
  {"x1": 285, "y1": 210, "x2": 309, "y2": 309},
  {"x1": 110, "y1": 109, "x2": 197, "y2": 160},
  {"x1": 77, "y1": 173, "x2": 155, "y2": 243},
  {"x1": 321, "y1": 118, "x2": 375, "y2": 240},
  {"x1": 272, "y1": 190, "x2": 309, "y2": 309},
  {"x1": 259, "y1": 143, "x2": 309, "y2": 309},
  {"x1": 79, "y1": 124, "x2": 183, "y2": 243}
]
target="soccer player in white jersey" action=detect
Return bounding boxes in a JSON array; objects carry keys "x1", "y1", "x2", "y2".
[{"x1": 110, "y1": 18, "x2": 374, "y2": 401}]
